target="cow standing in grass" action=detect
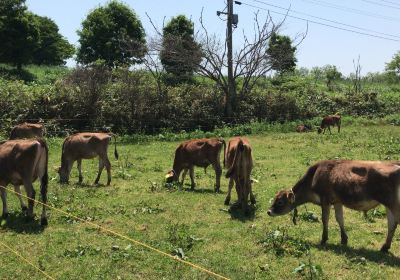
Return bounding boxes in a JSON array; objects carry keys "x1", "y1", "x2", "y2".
[
  {"x1": 0, "y1": 139, "x2": 49, "y2": 225},
  {"x1": 165, "y1": 138, "x2": 225, "y2": 192},
  {"x1": 10, "y1": 122, "x2": 45, "y2": 139},
  {"x1": 318, "y1": 115, "x2": 341, "y2": 134},
  {"x1": 224, "y1": 137, "x2": 255, "y2": 211},
  {"x1": 268, "y1": 160, "x2": 400, "y2": 253},
  {"x1": 58, "y1": 133, "x2": 119, "y2": 185}
]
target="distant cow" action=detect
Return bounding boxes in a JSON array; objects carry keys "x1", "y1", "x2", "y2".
[
  {"x1": 58, "y1": 133, "x2": 119, "y2": 186},
  {"x1": 296, "y1": 124, "x2": 311, "y2": 133},
  {"x1": 267, "y1": 160, "x2": 400, "y2": 253},
  {"x1": 0, "y1": 139, "x2": 49, "y2": 225},
  {"x1": 9, "y1": 122, "x2": 45, "y2": 139},
  {"x1": 165, "y1": 138, "x2": 225, "y2": 192},
  {"x1": 224, "y1": 137, "x2": 255, "y2": 211},
  {"x1": 318, "y1": 115, "x2": 341, "y2": 134}
]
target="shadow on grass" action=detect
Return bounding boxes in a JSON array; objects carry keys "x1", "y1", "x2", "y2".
[
  {"x1": 0, "y1": 212, "x2": 45, "y2": 234},
  {"x1": 183, "y1": 186, "x2": 223, "y2": 194},
  {"x1": 310, "y1": 241, "x2": 400, "y2": 267},
  {"x1": 0, "y1": 66, "x2": 36, "y2": 82},
  {"x1": 228, "y1": 203, "x2": 256, "y2": 222},
  {"x1": 72, "y1": 182, "x2": 106, "y2": 188}
]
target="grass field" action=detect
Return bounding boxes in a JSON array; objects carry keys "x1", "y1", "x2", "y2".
[{"x1": 1, "y1": 123, "x2": 400, "y2": 279}]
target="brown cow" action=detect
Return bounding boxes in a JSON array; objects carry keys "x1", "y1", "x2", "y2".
[
  {"x1": 0, "y1": 138, "x2": 49, "y2": 225},
  {"x1": 296, "y1": 124, "x2": 311, "y2": 133},
  {"x1": 318, "y1": 115, "x2": 341, "y2": 134},
  {"x1": 224, "y1": 137, "x2": 255, "y2": 211},
  {"x1": 267, "y1": 160, "x2": 400, "y2": 252},
  {"x1": 165, "y1": 138, "x2": 225, "y2": 192},
  {"x1": 9, "y1": 122, "x2": 45, "y2": 139},
  {"x1": 58, "y1": 133, "x2": 119, "y2": 185}
]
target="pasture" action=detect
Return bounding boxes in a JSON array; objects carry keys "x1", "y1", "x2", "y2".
[{"x1": 1, "y1": 122, "x2": 400, "y2": 279}]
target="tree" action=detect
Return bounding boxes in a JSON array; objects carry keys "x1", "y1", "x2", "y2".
[
  {"x1": 160, "y1": 15, "x2": 202, "y2": 84},
  {"x1": 385, "y1": 51, "x2": 400, "y2": 81},
  {"x1": 32, "y1": 15, "x2": 74, "y2": 65},
  {"x1": 267, "y1": 32, "x2": 297, "y2": 74},
  {"x1": 77, "y1": 1, "x2": 146, "y2": 67},
  {"x1": 323, "y1": 65, "x2": 342, "y2": 91},
  {"x1": 0, "y1": 0, "x2": 39, "y2": 70}
]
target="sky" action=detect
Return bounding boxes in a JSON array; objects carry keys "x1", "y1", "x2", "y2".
[{"x1": 26, "y1": 0, "x2": 400, "y2": 76}]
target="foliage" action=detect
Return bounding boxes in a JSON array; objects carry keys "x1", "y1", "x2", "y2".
[
  {"x1": 267, "y1": 32, "x2": 297, "y2": 74},
  {"x1": 0, "y1": 0, "x2": 73, "y2": 70},
  {"x1": 385, "y1": 51, "x2": 400, "y2": 82},
  {"x1": 76, "y1": 1, "x2": 146, "y2": 67},
  {"x1": 323, "y1": 65, "x2": 342, "y2": 91},
  {"x1": 160, "y1": 15, "x2": 201, "y2": 84},
  {"x1": 0, "y1": 0, "x2": 39, "y2": 70},
  {"x1": 31, "y1": 14, "x2": 75, "y2": 65}
]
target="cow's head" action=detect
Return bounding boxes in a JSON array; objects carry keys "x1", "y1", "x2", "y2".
[
  {"x1": 267, "y1": 190, "x2": 295, "y2": 216},
  {"x1": 165, "y1": 169, "x2": 178, "y2": 183},
  {"x1": 58, "y1": 165, "x2": 70, "y2": 184}
]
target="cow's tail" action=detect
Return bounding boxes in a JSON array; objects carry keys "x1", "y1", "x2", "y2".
[
  {"x1": 225, "y1": 139, "x2": 244, "y2": 178},
  {"x1": 110, "y1": 133, "x2": 119, "y2": 160},
  {"x1": 220, "y1": 138, "x2": 226, "y2": 167},
  {"x1": 37, "y1": 138, "x2": 49, "y2": 220}
]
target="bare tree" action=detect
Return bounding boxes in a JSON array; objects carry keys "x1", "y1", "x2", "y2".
[
  {"x1": 352, "y1": 55, "x2": 362, "y2": 94},
  {"x1": 196, "y1": 10, "x2": 305, "y2": 117}
]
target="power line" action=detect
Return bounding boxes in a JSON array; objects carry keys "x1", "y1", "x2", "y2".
[
  {"x1": 362, "y1": 0, "x2": 400, "y2": 9},
  {"x1": 380, "y1": 0, "x2": 400, "y2": 7},
  {"x1": 299, "y1": 0, "x2": 400, "y2": 22},
  {"x1": 251, "y1": 0, "x2": 400, "y2": 39},
  {"x1": 240, "y1": 1, "x2": 400, "y2": 42}
]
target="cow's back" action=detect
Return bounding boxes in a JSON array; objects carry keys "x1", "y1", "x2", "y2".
[
  {"x1": 0, "y1": 139, "x2": 47, "y2": 185},
  {"x1": 10, "y1": 123, "x2": 44, "y2": 139},
  {"x1": 312, "y1": 160, "x2": 400, "y2": 209},
  {"x1": 176, "y1": 138, "x2": 223, "y2": 167},
  {"x1": 226, "y1": 137, "x2": 252, "y2": 170},
  {"x1": 63, "y1": 133, "x2": 111, "y2": 160}
]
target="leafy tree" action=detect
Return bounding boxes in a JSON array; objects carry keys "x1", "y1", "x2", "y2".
[
  {"x1": 77, "y1": 1, "x2": 146, "y2": 67},
  {"x1": 0, "y1": 0, "x2": 39, "y2": 70},
  {"x1": 32, "y1": 15, "x2": 74, "y2": 65},
  {"x1": 323, "y1": 65, "x2": 342, "y2": 91},
  {"x1": 385, "y1": 51, "x2": 400, "y2": 81},
  {"x1": 160, "y1": 15, "x2": 202, "y2": 84},
  {"x1": 267, "y1": 32, "x2": 297, "y2": 74}
]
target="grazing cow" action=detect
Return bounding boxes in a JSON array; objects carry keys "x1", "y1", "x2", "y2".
[
  {"x1": 296, "y1": 124, "x2": 311, "y2": 133},
  {"x1": 58, "y1": 133, "x2": 119, "y2": 185},
  {"x1": 165, "y1": 138, "x2": 225, "y2": 192},
  {"x1": 318, "y1": 115, "x2": 341, "y2": 134},
  {"x1": 224, "y1": 137, "x2": 255, "y2": 211},
  {"x1": 0, "y1": 139, "x2": 49, "y2": 225},
  {"x1": 9, "y1": 122, "x2": 45, "y2": 139},
  {"x1": 267, "y1": 160, "x2": 400, "y2": 252}
]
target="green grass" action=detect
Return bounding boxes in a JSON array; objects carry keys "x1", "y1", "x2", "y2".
[{"x1": 1, "y1": 123, "x2": 400, "y2": 279}]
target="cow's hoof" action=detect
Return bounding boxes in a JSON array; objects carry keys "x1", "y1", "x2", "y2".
[
  {"x1": 1, "y1": 213, "x2": 9, "y2": 219},
  {"x1": 214, "y1": 188, "x2": 220, "y2": 193},
  {"x1": 341, "y1": 235, "x2": 348, "y2": 245},
  {"x1": 320, "y1": 239, "x2": 328, "y2": 246},
  {"x1": 250, "y1": 198, "x2": 256, "y2": 205},
  {"x1": 40, "y1": 217, "x2": 48, "y2": 226},
  {"x1": 224, "y1": 199, "x2": 230, "y2": 206},
  {"x1": 21, "y1": 206, "x2": 28, "y2": 213},
  {"x1": 380, "y1": 245, "x2": 390, "y2": 253}
]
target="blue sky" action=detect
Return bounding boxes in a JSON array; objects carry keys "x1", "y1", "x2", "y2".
[{"x1": 26, "y1": 0, "x2": 400, "y2": 75}]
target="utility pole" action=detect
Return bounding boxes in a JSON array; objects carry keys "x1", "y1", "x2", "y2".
[
  {"x1": 226, "y1": 0, "x2": 234, "y2": 118},
  {"x1": 217, "y1": 1, "x2": 239, "y2": 118}
]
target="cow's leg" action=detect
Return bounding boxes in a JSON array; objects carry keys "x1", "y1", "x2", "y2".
[
  {"x1": 1, "y1": 186, "x2": 8, "y2": 218},
  {"x1": 104, "y1": 156, "x2": 112, "y2": 186},
  {"x1": 249, "y1": 180, "x2": 256, "y2": 205},
  {"x1": 225, "y1": 178, "x2": 234, "y2": 205},
  {"x1": 23, "y1": 181, "x2": 36, "y2": 219},
  {"x1": 189, "y1": 167, "x2": 196, "y2": 190},
  {"x1": 337, "y1": 123, "x2": 341, "y2": 133},
  {"x1": 39, "y1": 174, "x2": 48, "y2": 226},
  {"x1": 14, "y1": 185, "x2": 27, "y2": 213},
  {"x1": 180, "y1": 169, "x2": 188, "y2": 186},
  {"x1": 213, "y1": 162, "x2": 222, "y2": 193},
  {"x1": 328, "y1": 126, "x2": 332, "y2": 134},
  {"x1": 94, "y1": 158, "x2": 104, "y2": 185},
  {"x1": 320, "y1": 203, "x2": 331, "y2": 245},
  {"x1": 381, "y1": 207, "x2": 397, "y2": 252},
  {"x1": 77, "y1": 159, "x2": 83, "y2": 184},
  {"x1": 334, "y1": 204, "x2": 348, "y2": 245}
]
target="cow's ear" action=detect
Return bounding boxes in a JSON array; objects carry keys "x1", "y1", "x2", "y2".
[{"x1": 287, "y1": 192, "x2": 295, "y2": 204}]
